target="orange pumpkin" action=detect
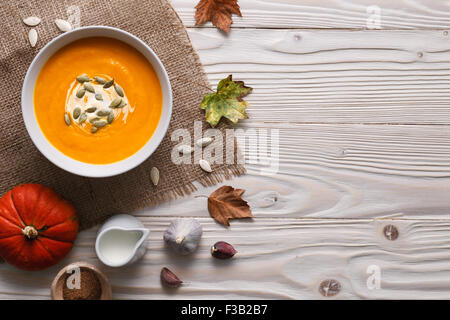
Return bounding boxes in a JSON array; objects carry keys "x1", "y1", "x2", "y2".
[{"x1": 0, "y1": 184, "x2": 78, "y2": 271}]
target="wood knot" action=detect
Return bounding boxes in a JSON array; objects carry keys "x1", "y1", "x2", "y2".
[
  {"x1": 319, "y1": 279, "x2": 341, "y2": 297},
  {"x1": 383, "y1": 224, "x2": 399, "y2": 241}
]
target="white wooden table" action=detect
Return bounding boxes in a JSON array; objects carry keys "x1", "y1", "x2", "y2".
[{"x1": 2, "y1": 0, "x2": 450, "y2": 299}]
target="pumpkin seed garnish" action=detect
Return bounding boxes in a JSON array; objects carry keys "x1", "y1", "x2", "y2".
[
  {"x1": 73, "y1": 107, "x2": 81, "y2": 119},
  {"x1": 114, "y1": 83, "x2": 124, "y2": 97},
  {"x1": 64, "y1": 113, "x2": 71, "y2": 126},
  {"x1": 103, "y1": 79, "x2": 114, "y2": 89},
  {"x1": 76, "y1": 75, "x2": 90, "y2": 83},
  {"x1": 94, "y1": 76, "x2": 106, "y2": 84},
  {"x1": 91, "y1": 126, "x2": 98, "y2": 134},
  {"x1": 97, "y1": 110, "x2": 110, "y2": 117},
  {"x1": 89, "y1": 117, "x2": 101, "y2": 123},
  {"x1": 78, "y1": 113, "x2": 87, "y2": 124},
  {"x1": 83, "y1": 82, "x2": 95, "y2": 93},
  {"x1": 93, "y1": 120, "x2": 107, "y2": 128},
  {"x1": 109, "y1": 97, "x2": 122, "y2": 108},
  {"x1": 116, "y1": 100, "x2": 127, "y2": 108},
  {"x1": 107, "y1": 112, "x2": 114, "y2": 124},
  {"x1": 86, "y1": 107, "x2": 97, "y2": 113},
  {"x1": 76, "y1": 88, "x2": 86, "y2": 98},
  {"x1": 95, "y1": 93, "x2": 103, "y2": 101}
]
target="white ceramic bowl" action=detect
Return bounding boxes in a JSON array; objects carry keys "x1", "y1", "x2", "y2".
[{"x1": 22, "y1": 26, "x2": 172, "y2": 178}]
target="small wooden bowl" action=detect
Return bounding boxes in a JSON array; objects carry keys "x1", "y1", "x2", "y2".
[{"x1": 51, "y1": 261, "x2": 112, "y2": 300}]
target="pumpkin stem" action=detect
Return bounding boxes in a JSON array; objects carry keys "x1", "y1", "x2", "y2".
[{"x1": 22, "y1": 226, "x2": 38, "y2": 240}]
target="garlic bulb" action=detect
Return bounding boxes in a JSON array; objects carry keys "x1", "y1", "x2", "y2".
[{"x1": 164, "y1": 218, "x2": 202, "y2": 255}]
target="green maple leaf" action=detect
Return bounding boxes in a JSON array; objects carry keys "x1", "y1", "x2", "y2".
[{"x1": 200, "y1": 75, "x2": 253, "y2": 127}]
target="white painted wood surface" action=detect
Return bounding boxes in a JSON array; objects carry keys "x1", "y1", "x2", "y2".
[{"x1": 1, "y1": 0, "x2": 450, "y2": 299}]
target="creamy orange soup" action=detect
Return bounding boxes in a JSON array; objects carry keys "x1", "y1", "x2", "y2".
[{"x1": 34, "y1": 37, "x2": 162, "y2": 164}]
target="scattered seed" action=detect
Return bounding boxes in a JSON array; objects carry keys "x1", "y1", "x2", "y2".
[
  {"x1": 55, "y1": 19, "x2": 72, "y2": 32},
  {"x1": 114, "y1": 83, "x2": 124, "y2": 97},
  {"x1": 93, "y1": 120, "x2": 107, "y2": 128},
  {"x1": 23, "y1": 16, "x2": 41, "y2": 27},
  {"x1": 107, "y1": 113, "x2": 114, "y2": 124},
  {"x1": 150, "y1": 167, "x2": 159, "y2": 186},
  {"x1": 97, "y1": 110, "x2": 110, "y2": 117},
  {"x1": 95, "y1": 93, "x2": 103, "y2": 101},
  {"x1": 91, "y1": 126, "x2": 98, "y2": 134},
  {"x1": 89, "y1": 117, "x2": 100, "y2": 123},
  {"x1": 109, "y1": 97, "x2": 122, "y2": 108},
  {"x1": 94, "y1": 76, "x2": 106, "y2": 84},
  {"x1": 64, "y1": 113, "x2": 71, "y2": 126},
  {"x1": 76, "y1": 88, "x2": 86, "y2": 98},
  {"x1": 86, "y1": 107, "x2": 97, "y2": 113},
  {"x1": 83, "y1": 82, "x2": 95, "y2": 93},
  {"x1": 196, "y1": 137, "x2": 213, "y2": 147},
  {"x1": 73, "y1": 107, "x2": 81, "y2": 119},
  {"x1": 28, "y1": 29, "x2": 38, "y2": 48},
  {"x1": 199, "y1": 159, "x2": 212, "y2": 173},
  {"x1": 76, "y1": 75, "x2": 91, "y2": 83},
  {"x1": 103, "y1": 79, "x2": 114, "y2": 89},
  {"x1": 177, "y1": 145, "x2": 193, "y2": 155},
  {"x1": 78, "y1": 113, "x2": 87, "y2": 124}
]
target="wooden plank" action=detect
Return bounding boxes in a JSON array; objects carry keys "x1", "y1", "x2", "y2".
[
  {"x1": 137, "y1": 123, "x2": 450, "y2": 219},
  {"x1": 1, "y1": 217, "x2": 450, "y2": 299},
  {"x1": 172, "y1": 0, "x2": 450, "y2": 30},
  {"x1": 187, "y1": 28, "x2": 450, "y2": 124}
]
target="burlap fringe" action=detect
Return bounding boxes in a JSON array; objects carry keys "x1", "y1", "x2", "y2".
[{"x1": 146, "y1": 164, "x2": 247, "y2": 206}]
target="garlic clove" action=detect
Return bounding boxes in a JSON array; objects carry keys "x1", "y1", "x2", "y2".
[
  {"x1": 163, "y1": 218, "x2": 203, "y2": 255},
  {"x1": 160, "y1": 267, "x2": 183, "y2": 288},
  {"x1": 211, "y1": 241, "x2": 237, "y2": 259}
]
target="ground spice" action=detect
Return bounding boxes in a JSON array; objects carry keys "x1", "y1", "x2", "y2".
[{"x1": 62, "y1": 268, "x2": 102, "y2": 300}]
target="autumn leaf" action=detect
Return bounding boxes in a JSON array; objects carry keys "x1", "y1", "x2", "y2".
[
  {"x1": 200, "y1": 75, "x2": 252, "y2": 127},
  {"x1": 208, "y1": 185, "x2": 253, "y2": 226},
  {"x1": 194, "y1": 0, "x2": 242, "y2": 33}
]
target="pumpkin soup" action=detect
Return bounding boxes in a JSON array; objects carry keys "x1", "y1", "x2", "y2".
[{"x1": 34, "y1": 37, "x2": 162, "y2": 164}]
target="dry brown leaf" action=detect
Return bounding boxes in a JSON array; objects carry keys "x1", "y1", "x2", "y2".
[
  {"x1": 194, "y1": 0, "x2": 242, "y2": 33},
  {"x1": 208, "y1": 185, "x2": 252, "y2": 226}
]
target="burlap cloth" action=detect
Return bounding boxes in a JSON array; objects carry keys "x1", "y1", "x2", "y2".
[{"x1": 0, "y1": 0, "x2": 245, "y2": 229}]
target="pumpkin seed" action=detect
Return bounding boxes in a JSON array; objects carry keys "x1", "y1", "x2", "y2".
[
  {"x1": 76, "y1": 88, "x2": 86, "y2": 98},
  {"x1": 199, "y1": 159, "x2": 212, "y2": 173},
  {"x1": 91, "y1": 126, "x2": 98, "y2": 133},
  {"x1": 73, "y1": 107, "x2": 81, "y2": 119},
  {"x1": 196, "y1": 137, "x2": 213, "y2": 147},
  {"x1": 95, "y1": 93, "x2": 103, "y2": 101},
  {"x1": 103, "y1": 79, "x2": 114, "y2": 89},
  {"x1": 114, "y1": 84, "x2": 124, "y2": 97},
  {"x1": 89, "y1": 117, "x2": 100, "y2": 123},
  {"x1": 94, "y1": 76, "x2": 106, "y2": 84},
  {"x1": 86, "y1": 107, "x2": 97, "y2": 113},
  {"x1": 55, "y1": 19, "x2": 72, "y2": 32},
  {"x1": 83, "y1": 82, "x2": 95, "y2": 93},
  {"x1": 109, "y1": 97, "x2": 122, "y2": 108},
  {"x1": 23, "y1": 16, "x2": 41, "y2": 27},
  {"x1": 93, "y1": 120, "x2": 107, "y2": 128},
  {"x1": 97, "y1": 110, "x2": 110, "y2": 117},
  {"x1": 28, "y1": 29, "x2": 38, "y2": 48},
  {"x1": 116, "y1": 100, "x2": 127, "y2": 108},
  {"x1": 76, "y1": 75, "x2": 90, "y2": 83},
  {"x1": 78, "y1": 113, "x2": 87, "y2": 124},
  {"x1": 150, "y1": 167, "x2": 159, "y2": 186},
  {"x1": 107, "y1": 113, "x2": 114, "y2": 124},
  {"x1": 64, "y1": 113, "x2": 71, "y2": 126}
]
